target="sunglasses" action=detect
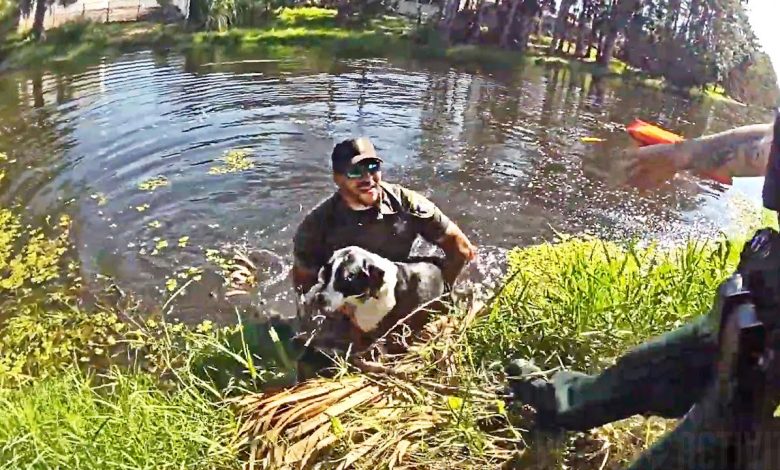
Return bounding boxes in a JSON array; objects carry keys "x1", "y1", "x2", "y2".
[{"x1": 345, "y1": 160, "x2": 381, "y2": 179}]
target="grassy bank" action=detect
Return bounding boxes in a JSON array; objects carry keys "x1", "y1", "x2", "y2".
[
  {"x1": 0, "y1": 196, "x2": 774, "y2": 468},
  {"x1": 0, "y1": 7, "x2": 741, "y2": 104},
  {"x1": 0, "y1": 369, "x2": 241, "y2": 468},
  {"x1": 0, "y1": 8, "x2": 417, "y2": 71},
  {"x1": 0, "y1": 21, "x2": 185, "y2": 72}
]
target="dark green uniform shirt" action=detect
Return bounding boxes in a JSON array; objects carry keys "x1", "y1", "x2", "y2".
[{"x1": 293, "y1": 182, "x2": 452, "y2": 273}]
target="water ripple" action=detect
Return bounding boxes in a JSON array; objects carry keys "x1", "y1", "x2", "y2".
[{"x1": 0, "y1": 51, "x2": 768, "y2": 323}]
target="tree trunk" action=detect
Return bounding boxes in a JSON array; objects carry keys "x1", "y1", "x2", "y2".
[
  {"x1": 435, "y1": 0, "x2": 447, "y2": 23},
  {"x1": 687, "y1": 0, "x2": 701, "y2": 41},
  {"x1": 573, "y1": 6, "x2": 589, "y2": 57},
  {"x1": 516, "y1": 12, "x2": 537, "y2": 52},
  {"x1": 32, "y1": 0, "x2": 48, "y2": 40},
  {"x1": 440, "y1": 0, "x2": 461, "y2": 41},
  {"x1": 9, "y1": 1, "x2": 21, "y2": 33},
  {"x1": 549, "y1": 0, "x2": 575, "y2": 53},
  {"x1": 499, "y1": 0, "x2": 521, "y2": 48},
  {"x1": 515, "y1": 0, "x2": 541, "y2": 52},
  {"x1": 596, "y1": 30, "x2": 605, "y2": 61},
  {"x1": 599, "y1": 29, "x2": 619, "y2": 66},
  {"x1": 597, "y1": 0, "x2": 641, "y2": 67},
  {"x1": 467, "y1": 0, "x2": 486, "y2": 43}
]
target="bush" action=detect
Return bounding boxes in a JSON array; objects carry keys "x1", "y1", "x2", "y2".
[{"x1": 468, "y1": 235, "x2": 741, "y2": 372}]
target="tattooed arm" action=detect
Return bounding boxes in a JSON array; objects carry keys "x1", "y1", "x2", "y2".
[
  {"x1": 624, "y1": 123, "x2": 774, "y2": 188},
  {"x1": 678, "y1": 123, "x2": 773, "y2": 176}
]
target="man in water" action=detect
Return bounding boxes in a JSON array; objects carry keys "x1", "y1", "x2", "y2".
[
  {"x1": 508, "y1": 113, "x2": 780, "y2": 462},
  {"x1": 290, "y1": 137, "x2": 476, "y2": 374},
  {"x1": 292, "y1": 137, "x2": 477, "y2": 297}
]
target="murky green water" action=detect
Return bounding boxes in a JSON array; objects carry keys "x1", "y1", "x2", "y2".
[{"x1": 0, "y1": 49, "x2": 771, "y2": 323}]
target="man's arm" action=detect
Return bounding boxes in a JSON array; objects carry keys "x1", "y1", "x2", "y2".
[
  {"x1": 399, "y1": 185, "x2": 478, "y2": 287},
  {"x1": 436, "y1": 222, "x2": 477, "y2": 287},
  {"x1": 292, "y1": 208, "x2": 327, "y2": 297},
  {"x1": 625, "y1": 123, "x2": 773, "y2": 188},
  {"x1": 292, "y1": 263, "x2": 318, "y2": 296}
]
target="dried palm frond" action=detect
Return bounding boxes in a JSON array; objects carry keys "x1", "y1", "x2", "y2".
[
  {"x1": 225, "y1": 249, "x2": 259, "y2": 297},
  {"x1": 233, "y1": 299, "x2": 526, "y2": 469}
]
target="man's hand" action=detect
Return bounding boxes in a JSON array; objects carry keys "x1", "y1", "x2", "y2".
[
  {"x1": 622, "y1": 142, "x2": 690, "y2": 189},
  {"x1": 436, "y1": 222, "x2": 477, "y2": 287},
  {"x1": 292, "y1": 264, "x2": 318, "y2": 297}
]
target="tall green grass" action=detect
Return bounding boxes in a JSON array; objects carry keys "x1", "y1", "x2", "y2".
[
  {"x1": 468, "y1": 235, "x2": 742, "y2": 373},
  {"x1": 0, "y1": 203, "x2": 287, "y2": 468},
  {"x1": 0, "y1": 368, "x2": 241, "y2": 469}
]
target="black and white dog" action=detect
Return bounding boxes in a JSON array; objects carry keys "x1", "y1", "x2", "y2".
[{"x1": 301, "y1": 246, "x2": 447, "y2": 354}]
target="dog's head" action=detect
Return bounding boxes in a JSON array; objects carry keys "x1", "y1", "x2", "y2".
[{"x1": 304, "y1": 246, "x2": 390, "y2": 315}]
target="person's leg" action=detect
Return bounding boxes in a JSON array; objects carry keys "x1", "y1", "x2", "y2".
[
  {"x1": 625, "y1": 382, "x2": 734, "y2": 470},
  {"x1": 508, "y1": 312, "x2": 719, "y2": 432}
]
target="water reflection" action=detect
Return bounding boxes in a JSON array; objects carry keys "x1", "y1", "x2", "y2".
[{"x1": 0, "y1": 49, "x2": 771, "y2": 323}]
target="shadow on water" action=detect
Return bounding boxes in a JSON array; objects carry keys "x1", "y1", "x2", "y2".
[{"x1": 0, "y1": 47, "x2": 772, "y2": 328}]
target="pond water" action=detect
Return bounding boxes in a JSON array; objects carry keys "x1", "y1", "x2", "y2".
[{"x1": 0, "y1": 49, "x2": 772, "y2": 324}]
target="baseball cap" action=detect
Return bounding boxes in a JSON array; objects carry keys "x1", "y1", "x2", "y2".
[{"x1": 331, "y1": 137, "x2": 383, "y2": 174}]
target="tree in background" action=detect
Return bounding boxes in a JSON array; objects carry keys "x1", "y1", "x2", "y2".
[
  {"x1": 16, "y1": 0, "x2": 78, "y2": 39},
  {"x1": 437, "y1": 0, "x2": 777, "y2": 106}
]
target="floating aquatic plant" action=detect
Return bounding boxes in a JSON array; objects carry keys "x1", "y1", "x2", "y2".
[
  {"x1": 0, "y1": 211, "x2": 70, "y2": 291},
  {"x1": 208, "y1": 149, "x2": 253, "y2": 175},
  {"x1": 138, "y1": 176, "x2": 170, "y2": 192},
  {"x1": 151, "y1": 239, "x2": 169, "y2": 256},
  {"x1": 90, "y1": 192, "x2": 108, "y2": 206}
]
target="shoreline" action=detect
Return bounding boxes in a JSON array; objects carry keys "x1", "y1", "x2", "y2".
[{"x1": 0, "y1": 12, "x2": 743, "y2": 106}]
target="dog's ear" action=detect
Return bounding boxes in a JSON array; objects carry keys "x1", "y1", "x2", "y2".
[{"x1": 367, "y1": 264, "x2": 385, "y2": 297}]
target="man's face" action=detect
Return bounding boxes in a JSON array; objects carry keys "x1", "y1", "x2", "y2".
[{"x1": 334, "y1": 160, "x2": 382, "y2": 207}]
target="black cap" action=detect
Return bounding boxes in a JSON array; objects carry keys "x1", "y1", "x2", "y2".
[{"x1": 331, "y1": 137, "x2": 383, "y2": 174}]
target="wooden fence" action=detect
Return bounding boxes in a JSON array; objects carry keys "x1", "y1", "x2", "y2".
[{"x1": 17, "y1": 0, "x2": 188, "y2": 32}]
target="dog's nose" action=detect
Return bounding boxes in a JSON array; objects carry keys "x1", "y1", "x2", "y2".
[{"x1": 315, "y1": 292, "x2": 327, "y2": 307}]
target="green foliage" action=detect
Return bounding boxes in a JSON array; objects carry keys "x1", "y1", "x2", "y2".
[
  {"x1": 468, "y1": 235, "x2": 741, "y2": 372},
  {"x1": 198, "y1": 1, "x2": 335, "y2": 31},
  {"x1": 0, "y1": 200, "x2": 292, "y2": 467},
  {"x1": 2, "y1": 21, "x2": 185, "y2": 71},
  {"x1": 0, "y1": 210, "x2": 70, "y2": 291},
  {"x1": 723, "y1": 51, "x2": 780, "y2": 109},
  {"x1": 277, "y1": 6, "x2": 337, "y2": 27},
  {"x1": 0, "y1": 305, "x2": 125, "y2": 384},
  {"x1": 0, "y1": 369, "x2": 241, "y2": 469},
  {"x1": 0, "y1": 285, "x2": 298, "y2": 393},
  {"x1": 436, "y1": 0, "x2": 778, "y2": 105}
]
